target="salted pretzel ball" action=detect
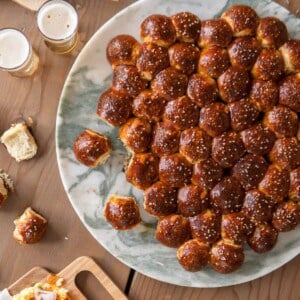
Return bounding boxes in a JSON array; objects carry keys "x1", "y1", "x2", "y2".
[
  {"x1": 279, "y1": 74, "x2": 300, "y2": 112},
  {"x1": 290, "y1": 168, "x2": 300, "y2": 201},
  {"x1": 280, "y1": 40, "x2": 300, "y2": 73}
]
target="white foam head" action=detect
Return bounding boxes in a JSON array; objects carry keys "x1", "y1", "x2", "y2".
[
  {"x1": 0, "y1": 29, "x2": 30, "y2": 69},
  {"x1": 37, "y1": 0, "x2": 78, "y2": 40}
]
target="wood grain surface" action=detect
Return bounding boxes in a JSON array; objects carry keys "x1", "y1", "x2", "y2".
[{"x1": 0, "y1": 0, "x2": 299, "y2": 299}]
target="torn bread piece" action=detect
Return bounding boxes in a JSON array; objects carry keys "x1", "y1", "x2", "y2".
[
  {"x1": 0, "y1": 170, "x2": 14, "y2": 208},
  {"x1": 1, "y1": 122, "x2": 38, "y2": 162}
]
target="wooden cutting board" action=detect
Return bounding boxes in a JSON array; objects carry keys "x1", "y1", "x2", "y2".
[
  {"x1": 8, "y1": 256, "x2": 128, "y2": 300},
  {"x1": 12, "y1": 0, "x2": 47, "y2": 11}
]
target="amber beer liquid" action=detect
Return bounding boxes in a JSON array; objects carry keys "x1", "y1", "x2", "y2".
[{"x1": 37, "y1": 0, "x2": 79, "y2": 54}]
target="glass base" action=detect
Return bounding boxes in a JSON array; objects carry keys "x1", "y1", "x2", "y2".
[{"x1": 44, "y1": 32, "x2": 78, "y2": 55}]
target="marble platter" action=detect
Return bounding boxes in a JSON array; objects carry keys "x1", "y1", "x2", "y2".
[{"x1": 56, "y1": 0, "x2": 300, "y2": 288}]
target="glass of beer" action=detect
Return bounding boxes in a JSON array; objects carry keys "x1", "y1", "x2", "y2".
[
  {"x1": 0, "y1": 28, "x2": 39, "y2": 77},
  {"x1": 37, "y1": 0, "x2": 79, "y2": 54}
]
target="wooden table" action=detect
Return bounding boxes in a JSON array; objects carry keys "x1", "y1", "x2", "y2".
[{"x1": 0, "y1": 1, "x2": 299, "y2": 299}]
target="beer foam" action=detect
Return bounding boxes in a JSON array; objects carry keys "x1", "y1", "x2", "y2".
[
  {"x1": 0, "y1": 29, "x2": 30, "y2": 69},
  {"x1": 37, "y1": 0, "x2": 78, "y2": 40}
]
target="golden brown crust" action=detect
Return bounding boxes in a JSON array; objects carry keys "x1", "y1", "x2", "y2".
[
  {"x1": 210, "y1": 240, "x2": 244, "y2": 274},
  {"x1": 125, "y1": 153, "x2": 159, "y2": 190},
  {"x1": 221, "y1": 5, "x2": 259, "y2": 37},
  {"x1": 151, "y1": 122, "x2": 180, "y2": 157},
  {"x1": 119, "y1": 118, "x2": 152, "y2": 153},
  {"x1": 279, "y1": 74, "x2": 300, "y2": 112},
  {"x1": 242, "y1": 189, "x2": 275, "y2": 225},
  {"x1": 178, "y1": 185, "x2": 209, "y2": 217},
  {"x1": 163, "y1": 96, "x2": 200, "y2": 130},
  {"x1": 144, "y1": 182, "x2": 178, "y2": 216},
  {"x1": 212, "y1": 131, "x2": 245, "y2": 168},
  {"x1": 198, "y1": 46, "x2": 231, "y2": 79},
  {"x1": 199, "y1": 102, "x2": 230, "y2": 137},
  {"x1": 106, "y1": 34, "x2": 140, "y2": 68},
  {"x1": 177, "y1": 239, "x2": 210, "y2": 272},
  {"x1": 199, "y1": 19, "x2": 233, "y2": 48},
  {"x1": 272, "y1": 201, "x2": 300, "y2": 232},
  {"x1": 218, "y1": 66, "x2": 251, "y2": 103},
  {"x1": 247, "y1": 223, "x2": 278, "y2": 253},
  {"x1": 252, "y1": 49, "x2": 285, "y2": 81},
  {"x1": 210, "y1": 176, "x2": 245, "y2": 214},
  {"x1": 280, "y1": 40, "x2": 300, "y2": 73},
  {"x1": 179, "y1": 128, "x2": 212, "y2": 164},
  {"x1": 140, "y1": 14, "x2": 176, "y2": 47},
  {"x1": 256, "y1": 17, "x2": 288, "y2": 49},
  {"x1": 112, "y1": 65, "x2": 148, "y2": 97},
  {"x1": 228, "y1": 37, "x2": 261, "y2": 70},
  {"x1": 73, "y1": 129, "x2": 112, "y2": 167},
  {"x1": 187, "y1": 73, "x2": 218, "y2": 107},
  {"x1": 171, "y1": 12, "x2": 201, "y2": 43},
  {"x1": 249, "y1": 79, "x2": 279, "y2": 112},
  {"x1": 232, "y1": 154, "x2": 268, "y2": 191},
  {"x1": 151, "y1": 67, "x2": 188, "y2": 101},
  {"x1": 136, "y1": 43, "x2": 170, "y2": 81},
  {"x1": 263, "y1": 105, "x2": 298, "y2": 138},
  {"x1": 258, "y1": 164, "x2": 290, "y2": 202},
  {"x1": 189, "y1": 209, "x2": 221, "y2": 244},
  {"x1": 97, "y1": 88, "x2": 133, "y2": 126},
  {"x1": 290, "y1": 168, "x2": 300, "y2": 201},
  {"x1": 155, "y1": 214, "x2": 191, "y2": 247},
  {"x1": 104, "y1": 195, "x2": 141, "y2": 230},
  {"x1": 158, "y1": 153, "x2": 192, "y2": 187}
]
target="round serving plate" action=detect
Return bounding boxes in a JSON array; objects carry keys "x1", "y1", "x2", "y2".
[{"x1": 56, "y1": 0, "x2": 300, "y2": 288}]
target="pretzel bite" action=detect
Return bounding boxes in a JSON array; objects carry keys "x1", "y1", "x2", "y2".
[
  {"x1": 97, "y1": 88, "x2": 132, "y2": 126},
  {"x1": 257, "y1": 17, "x2": 288, "y2": 49},
  {"x1": 125, "y1": 153, "x2": 159, "y2": 190},
  {"x1": 73, "y1": 129, "x2": 112, "y2": 167},
  {"x1": 221, "y1": 213, "x2": 254, "y2": 245},
  {"x1": 212, "y1": 131, "x2": 245, "y2": 168},
  {"x1": 290, "y1": 168, "x2": 300, "y2": 201},
  {"x1": 269, "y1": 138, "x2": 300, "y2": 171},
  {"x1": 171, "y1": 12, "x2": 201, "y2": 43},
  {"x1": 163, "y1": 96, "x2": 199, "y2": 130},
  {"x1": 210, "y1": 176, "x2": 245, "y2": 214},
  {"x1": 132, "y1": 90, "x2": 166, "y2": 123},
  {"x1": 272, "y1": 201, "x2": 300, "y2": 232},
  {"x1": 106, "y1": 34, "x2": 140, "y2": 68},
  {"x1": 178, "y1": 185, "x2": 209, "y2": 217},
  {"x1": 228, "y1": 37, "x2": 261, "y2": 70},
  {"x1": 189, "y1": 209, "x2": 221, "y2": 244},
  {"x1": 242, "y1": 190, "x2": 275, "y2": 225},
  {"x1": 168, "y1": 43, "x2": 200, "y2": 75},
  {"x1": 199, "y1": 102, "x2": 230, "y2": 137},
  {"x1": 258, "y1": 164, "x2": 290, "y2": 202},
  {"x1": 112, "y1": 65, "x2": 148, "y2": 97},
  {"x1": 192, "y1": 158, "x2": 224, "y2": 191},
  {"x1": 136, "y1": 43, "x2": 170, "y2": 81},
  {"x1": 229, "y1": 98, "x2": 259, "y2": 131},
  {"x1": 210, "y1": 240, "x2": 244, "y2": 274},
  {"x1": 104, "y1": 195, "x2": 141, "y2": 230},
  {"x1": 187, "y1": 73, "x2": 218, "y2": 107},
  {"x1": 279, "y1": 74, "x2": 300, "y2": 112},
  {"x1": 140, "y1": 14, "x2": 176, "y2": 47},
  {"x1": 199, "y1": 19, "x2": 233, "y2": 48},
  {"x1": 179, "y1": 128, "x2": 212, "y2": 164},
  {"x1": 263, "y1": 105, "x2": 298, "y2": 138},
  {"x1": 218, "y1": 66, "x2": 251, "y2": 103},
  {"x1": 198, "y1": 46, "x2": 231, "y2": 79},
  {"x1": 144, "y1": 182, "x2": 177, "y2": 216},
  {"x1": 0, "y1": 171, "x2": 13, "y2": 208},
  {"x1": 252, "y1": 49, "x2": 284, "y2": 81},
  {"x1": 155, "y1": 214, "x2": 191, "y2": 247},
  {"x1": 151, "y1": 67, "x2": 188, "y2": 101},
  {"x1": 119, "y1": 118, "x2": 152, "y2": 153},
  {"x1": 247, "y1": 223, "x2": 278, "y2": 253},
  {"x1": 158, "y1": 154, "x2": 192, "y2": 187},
  {"x1": 232, "y1": 154, "x2": 268, "y2": 191},
  {"x1": 177, "y1": 239, "x2": 210, "y2": 272},
  {"x1": 241, "y1": 123, "x2": 276, "y2": 155},
  {"x1": 151, "y1": 122, "x2": 180, "y2": 157},
  {"x1": 280, "y1": 40, "x2": 300, "y2": 73},
  {"x1": 249, "y1": 79, "x2": 279, "y2": 112}
]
